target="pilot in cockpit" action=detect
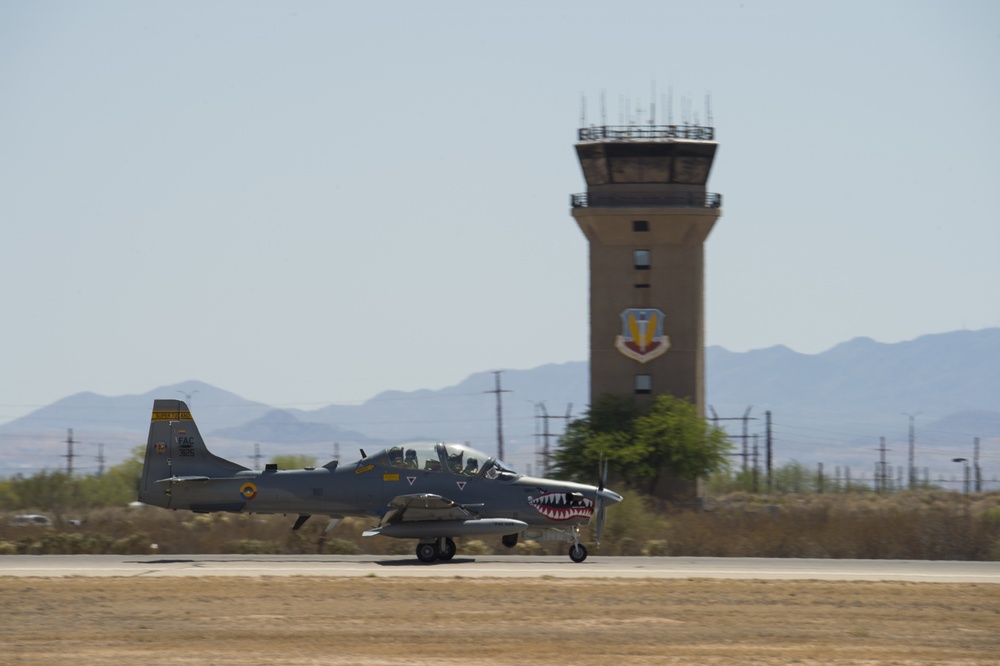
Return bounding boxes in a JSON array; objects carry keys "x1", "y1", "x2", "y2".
[{"x1": 463, "y1": 458, "x2": 479, "y2": 476}]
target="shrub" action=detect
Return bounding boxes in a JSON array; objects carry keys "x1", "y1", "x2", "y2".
[
  {"x1": 225, "y1": 539, "x2": 277, "y2": 554},
  {"x1": 457, "y1": 539, "x2": 494, "y2": 555},
  {"x1": 111, "y1": 532, "x2": 153, "y2": 555},
  {"x1": 36, "y1": 532, "x2": 112, "y2": 555},
  {"x1": 642, "y1": 539, "x2": 669, "y2": 556},
  {"x1": 320, "y1": 538, "x2": 362, "y2": 555}
]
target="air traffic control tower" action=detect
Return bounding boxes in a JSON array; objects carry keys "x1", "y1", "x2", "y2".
[{"x1": 571, "y1": 123, "x2": 721, "y2": 440}]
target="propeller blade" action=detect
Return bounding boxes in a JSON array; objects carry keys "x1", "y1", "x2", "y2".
[{"x1": 597, "y1": 506, "x2": 606, "y2": 549}]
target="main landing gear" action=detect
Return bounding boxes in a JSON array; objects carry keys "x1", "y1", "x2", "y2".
[{"x1": 416, "y1": 537, "x2": 457, "y2": 563}]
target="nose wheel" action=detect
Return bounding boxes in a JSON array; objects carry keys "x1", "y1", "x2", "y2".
[{"x1": 569, "y1": 543, "x2": 588, "y2": 563}]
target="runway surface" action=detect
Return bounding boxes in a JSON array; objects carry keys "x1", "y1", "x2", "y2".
[{"x1": 1, "y1": 554, "x2": 998, "y2": 582}]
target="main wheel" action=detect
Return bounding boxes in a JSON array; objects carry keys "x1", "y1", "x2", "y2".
[
  {"x1": 416, "y1": 542, "x2": 439, "y2": 563},
  {"x1": 437, "y1": 538, "x2": 457, "y2": 561},
  {"x1": 568, "y1": 543, "x2": 588, "y2": 563}
]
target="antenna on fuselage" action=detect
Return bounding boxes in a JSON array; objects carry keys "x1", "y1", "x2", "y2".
[{"x1": 359, "y1": 448, "x2": 367, "y2": 459}]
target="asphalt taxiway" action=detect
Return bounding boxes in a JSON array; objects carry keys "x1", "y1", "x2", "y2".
[{"x1": 1, "y1": 554, "x2": 997, "y2": 582}]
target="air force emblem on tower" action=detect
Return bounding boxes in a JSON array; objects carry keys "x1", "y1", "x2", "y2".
[{"x1": 615, "y1": 308, "x2": 670, "y2": 363}]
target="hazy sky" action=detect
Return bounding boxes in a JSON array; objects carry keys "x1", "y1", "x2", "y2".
[{"x1": 2, "y1": 0, "x2": 998, "y2": 424}]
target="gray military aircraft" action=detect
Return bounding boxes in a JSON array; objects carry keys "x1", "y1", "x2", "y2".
[{"x1": 138, "y1": 399, "x2": 623, "y2": 562}]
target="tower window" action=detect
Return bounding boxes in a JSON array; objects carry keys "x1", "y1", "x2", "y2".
[
  {"x1": 633, "y1": 249, "x2": 651, "y2": 270},
  {"x1": 632, "y1": 220, "x2": 649, "y2": 232},
  {"x1": 635, "y1": 374, "x2": 652, "y2": 394}
]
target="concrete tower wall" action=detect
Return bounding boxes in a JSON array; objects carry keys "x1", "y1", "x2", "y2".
[
  {"x1": 572, "y1": 207, "x2": 718, "y2": 414},
  {"x1": 570, "y1": 126, "x2": 722, "y2": 501}
]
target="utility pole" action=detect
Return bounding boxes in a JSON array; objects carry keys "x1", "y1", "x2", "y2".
[
  {"x1": 539, "y1": 402, "x2": 552, "y2": 475},
  {"x1": 709, "y1": 406, "x2": 757, "y2": 482},
  {"x1": 752, "y1": 434, "x2": 759, "y2": 493},
  {"x1": 741, "y1": 406, "x2": 753, "y2": 476},
  {"x1": 765, "y1": 410, "x2": 773, "y2": 493},
  {"x1": 177, "y1": 389, "x2": 199, "y2": 406},
  {"x1": 96, "y1": 442, "x2": 105, "y2": 477},
  {"x1": 974, "y1": 437, "x2": 981, "y2": 493},
  {"x1": 903, "y1": 412, "x2": 920, "y2": 489},
  {"x1": 876, "y1": 436, "x2": 890, "y2": 494},
  {"x1": 486, "y1": 371, "x2": 511, "y2": 461},
  {"x1": 536, "y1": 402, "x2": 572, "y2": 475},
  {"x1": 63, "y1": 428, "x2": 76, "y2": 476},
  {"x1": 249, "y1": 443, "x2": 263, "y2": 470}
]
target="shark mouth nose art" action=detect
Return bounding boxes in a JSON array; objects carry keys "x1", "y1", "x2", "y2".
[{"x1": 528, "y1": 492, "x2": 594, "y2": 521}]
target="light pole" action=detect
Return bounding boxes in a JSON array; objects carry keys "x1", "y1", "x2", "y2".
[{"x1": 952, "y1": 458, "x2": 970, "y2": 494}]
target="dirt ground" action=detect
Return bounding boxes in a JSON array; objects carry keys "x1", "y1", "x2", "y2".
[{"x1": 1, "y1": 577, "x2": 997, "y2": 665}]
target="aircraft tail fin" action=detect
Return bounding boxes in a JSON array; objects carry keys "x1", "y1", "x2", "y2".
[{"x1": 137, "y1": 399, "x2": 248, "y2": 508}]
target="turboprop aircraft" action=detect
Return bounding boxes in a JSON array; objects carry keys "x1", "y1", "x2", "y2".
[{"x1": 138, "y1": 399, "x2": 623, "y2": 562}]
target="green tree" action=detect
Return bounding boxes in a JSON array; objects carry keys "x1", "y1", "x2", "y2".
[
  {"x1": 552, "y1": 394, "x2": 731, "y2": 494},
  {"x1": 771, "y1": 460, "x2": 816, "y2": 493},
  {"x1": 0, "y1": 446, "x2": 146, "y2": 511},
  {"x1": 6, "y1": 470, "x2": 75, "y2": 512},
  {"x1": 77, "y1": 445, "x2": 146, "y2": 506}
]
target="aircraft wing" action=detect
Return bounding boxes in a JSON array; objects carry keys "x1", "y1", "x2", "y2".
[
  {"x1": 361, "y1": 494, "x2": 525, "y2": 539},
  {"x1": 379, "y1": 493, "x2": 480, "y2": 525}
]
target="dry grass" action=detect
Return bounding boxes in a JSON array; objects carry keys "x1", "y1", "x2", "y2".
[
  {"x1": 1, "y1": 577, "x2": 998, "y2": 665},
  {"x1": 3, "y1": 490, "x2": 1000, "y2": 561}
]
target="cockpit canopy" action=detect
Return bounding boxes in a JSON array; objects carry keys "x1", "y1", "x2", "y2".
[{"x1": 382, "y1": 442, "x2": 518, "y2": 480}]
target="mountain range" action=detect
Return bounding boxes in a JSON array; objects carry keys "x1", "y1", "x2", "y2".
[{"x1": 2, "y1": 328, "x2": 998, "y2": 484}]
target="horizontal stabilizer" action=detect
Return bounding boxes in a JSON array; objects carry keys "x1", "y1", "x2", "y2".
[{"x1": 154, "y1": 476, "x2": 211, "y2": 484}]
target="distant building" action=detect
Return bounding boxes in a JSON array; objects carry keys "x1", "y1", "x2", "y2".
[{"x1": 570, "y1": 123, "x2": 722, "y2": 500}]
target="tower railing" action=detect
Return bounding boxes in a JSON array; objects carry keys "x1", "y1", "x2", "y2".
[
  {"x1": 571, "y1": 192, "x2": 722, "y2": 208},
  {"x1": 578, "y1": 124, "x2": 715, "y2": 142}
]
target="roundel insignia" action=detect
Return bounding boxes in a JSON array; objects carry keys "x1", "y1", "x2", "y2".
[
  {"x1": 240, "y1": 482, "x2": 258, "y2": 500},
  {"x1": 155, "y1": 442, "x2": 166, "y2": 454}
]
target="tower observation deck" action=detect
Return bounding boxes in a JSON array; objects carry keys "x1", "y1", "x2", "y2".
[{"x1": 570, "y1": 123, "x2": 722, "y2": 499}]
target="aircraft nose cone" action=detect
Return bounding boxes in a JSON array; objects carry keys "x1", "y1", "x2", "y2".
[{"x1": 599, "y1": 488, "x2": 624, "y2": 505}]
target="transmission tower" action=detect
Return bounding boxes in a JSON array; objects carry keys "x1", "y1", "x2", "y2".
[
  {"x1": 485, "y1": 371, "x2": 511, "y2": 461},
  {"x1": 63, "y1": 428, "x2": 76, "y2": 475}
]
